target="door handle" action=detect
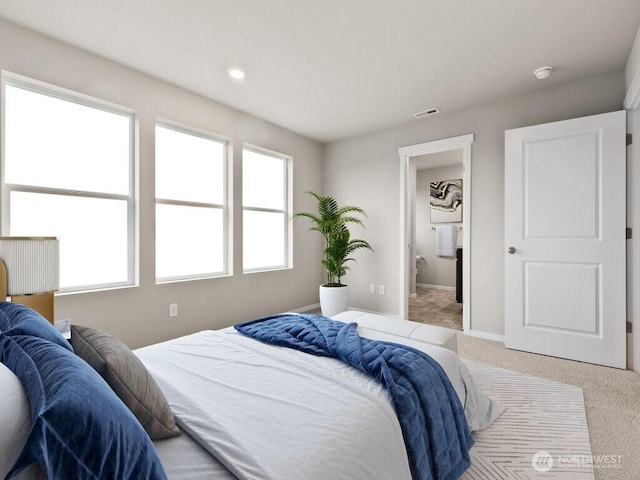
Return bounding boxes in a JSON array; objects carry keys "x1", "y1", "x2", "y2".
[{"x1": 507, "y1": 246, "x2": 516, "y2": 254}]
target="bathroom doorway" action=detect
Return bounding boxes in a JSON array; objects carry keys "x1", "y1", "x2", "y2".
[
  {"x1": 409, "y1": 151, "x2": 463, "y2": 330},
  {"x1": 398, "y1": 134, "x2": 473, "y2": 332}
]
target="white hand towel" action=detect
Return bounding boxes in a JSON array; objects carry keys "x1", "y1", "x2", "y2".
[{"x1": 435, "y1": 225, "x2": 456, "y2": 258}]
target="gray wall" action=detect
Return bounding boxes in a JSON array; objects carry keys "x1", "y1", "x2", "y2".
[
  {"x1": 324, "y1": 70, "x2": 625, "y2": 336},
  {"x1": 0, "y1": 19, "x2": 325, "y2": 348},
  {"x1": 626, "y1": 25, "x2": 640, "y2": 92},
  {"x1": 415, "y1": 164, "x2": 463, "y2": 288},
  {"x1": 0, "y1": 19, "x2": 629, "y2": 342}
]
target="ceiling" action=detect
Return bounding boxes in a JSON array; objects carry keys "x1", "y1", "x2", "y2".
[
  {"x1": 0, "y1": 1, "x2": 639, "y2": 143},
  {"x1": 415, "y1": 150, "x2": 462, "y2": 171}
]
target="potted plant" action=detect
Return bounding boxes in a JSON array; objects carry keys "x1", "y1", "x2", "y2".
[{"x1": 294, "y1": 192, "x2": 373, "y2": 317}]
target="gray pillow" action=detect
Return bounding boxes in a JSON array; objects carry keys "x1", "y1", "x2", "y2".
[{"x1": 70, "y1": 324, "x2": 180, "y2": 439}]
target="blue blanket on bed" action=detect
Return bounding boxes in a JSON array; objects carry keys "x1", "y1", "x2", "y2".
[{"x1": 235, "y1": 314, "x2": 473, "y2": 480}]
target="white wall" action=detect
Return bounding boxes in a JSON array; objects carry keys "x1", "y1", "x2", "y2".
[
  {"x1": 415, "y1": 164, "x2": 463, "y2": 287},
  {"x1": 324, "y1": 70, "x2": 625, "y2": 336},
  {"x1": 0, "y1": 19, "x2": 325, "y2": 348}
]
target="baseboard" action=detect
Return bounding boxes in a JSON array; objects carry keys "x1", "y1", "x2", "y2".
[
  {"x1": 465, "y1": 328, "x2": 505, "y2": 343},
  {"x1": 416, "y1": 283, "x2": 456, "y2": 291},
  {"x1": 291, "y1": 303, "x2": 320, "y2": 313}
]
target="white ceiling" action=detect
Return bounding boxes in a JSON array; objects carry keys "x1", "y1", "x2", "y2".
[{"x1": 1, "y1": 0, "x2": 639, "y2": 143}]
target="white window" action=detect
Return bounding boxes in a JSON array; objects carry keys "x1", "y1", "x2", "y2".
[
  {"x1": 1, "y1": 74, "x2": 135, "y2": 292},
  {"x1": 155, "y1": 123, "x2": 228, "y2": 281},
  {"x1": 243, "y1": 147, "x2": 291, "y2": 272}
]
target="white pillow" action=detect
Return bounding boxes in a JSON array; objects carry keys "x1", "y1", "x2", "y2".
[{"x1": 0, "y1": 362, "x2": 34, "y2": 478}]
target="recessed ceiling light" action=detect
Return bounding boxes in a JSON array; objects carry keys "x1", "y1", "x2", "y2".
[
  {"x1": 534, "y1": 66, "x2": 553, "y2": 80},
  {"x1": 228, "y1": 68, "x2": 246, "y2": 80}
]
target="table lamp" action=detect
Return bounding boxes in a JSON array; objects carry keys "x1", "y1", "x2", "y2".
[{"x1": 0, "y1": 237, "x2": 60, "y2": 324}]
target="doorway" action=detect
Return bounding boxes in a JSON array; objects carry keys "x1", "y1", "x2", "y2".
[
  {"x1": 398, "y1": 134, "x2": 473, "y2": 331},
  {"x1": 409, "y1": 150, "x2": 464, "y2": 330}
]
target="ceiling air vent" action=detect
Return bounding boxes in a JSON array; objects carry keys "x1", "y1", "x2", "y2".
[{"x1": 413, "y1": 107, "x2": 440, "y2": 119}]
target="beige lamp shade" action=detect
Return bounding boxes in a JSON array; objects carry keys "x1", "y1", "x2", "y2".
[{"x1": 0, "y1": 237, "x2": 60, "y2": 295}]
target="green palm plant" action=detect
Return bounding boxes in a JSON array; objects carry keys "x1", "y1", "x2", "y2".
[{"x1": 294, "y1": 192, "x2": 373, "y2": 286}]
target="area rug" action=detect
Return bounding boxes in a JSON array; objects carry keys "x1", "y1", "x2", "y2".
[{"x1": 462, "y1": 360, "x2": 595, "y2": 479}]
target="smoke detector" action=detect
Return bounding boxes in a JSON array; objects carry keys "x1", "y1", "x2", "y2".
[
  {"x1": 414, "y1": 107, "x2": 440, "y2": 119},
  {"x1": 534, "y1": 66, "x2": 554, "y2": 80}
]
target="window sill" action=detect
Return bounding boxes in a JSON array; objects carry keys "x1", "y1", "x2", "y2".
[
  {"x1": 56, "y1": 283, "x2": 138, "y2": 297},
  {"x1": 243, "y1": 266, "x2": 292, "y2": 275},
  {"x1": 155, "y1": 273, "x2": 232, "y2": 286}
]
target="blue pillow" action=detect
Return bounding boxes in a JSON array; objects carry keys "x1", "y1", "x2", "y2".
[
  {"x1": 0, "y1": 302, "x2": 71, "y2": 351},
  {"x1": 0, "y1": 333, "x2": 167, "y2": 480}
]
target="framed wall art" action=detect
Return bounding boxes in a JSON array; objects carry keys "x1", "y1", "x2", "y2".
[{"x1": 430, "y1": 178, "x2": 462, "y2": 223}]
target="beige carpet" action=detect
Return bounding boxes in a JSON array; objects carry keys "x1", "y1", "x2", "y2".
[{"x1": 458, "y1": 333, "x2": 640, "y2": 480}]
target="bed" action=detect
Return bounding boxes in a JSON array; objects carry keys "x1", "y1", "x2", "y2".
[{"x1": 0, "y1": 304, "x2": 504, "y2": 480}]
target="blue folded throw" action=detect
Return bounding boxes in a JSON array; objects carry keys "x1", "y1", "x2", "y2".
[{"x1": 235, "y1": 314, "x2": 473, "y2": 480}]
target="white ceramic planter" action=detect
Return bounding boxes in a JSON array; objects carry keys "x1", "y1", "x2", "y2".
[{"x1": 319, "y1": 284, "x2": 349, "y2": 318}]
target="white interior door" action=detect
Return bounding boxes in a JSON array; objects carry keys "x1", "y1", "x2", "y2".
[{"x1": 504, "y1": 110, "x2": 627, "y2": 368}]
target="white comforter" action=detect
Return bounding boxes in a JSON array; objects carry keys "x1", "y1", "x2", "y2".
[{"x1": 136, "y1": 327, "x2": 502, "y2": 480}]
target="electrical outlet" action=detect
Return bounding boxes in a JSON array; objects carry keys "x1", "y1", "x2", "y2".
[
  {"x1": 370, "y1": 283, "x2": 375, "y2": 294},
  {"x1": 378, "y1": 285, "x2": 385, "y2": 295},
  {"x1": 169, "y1": 303, "x2": 178, "y2": 317}
]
